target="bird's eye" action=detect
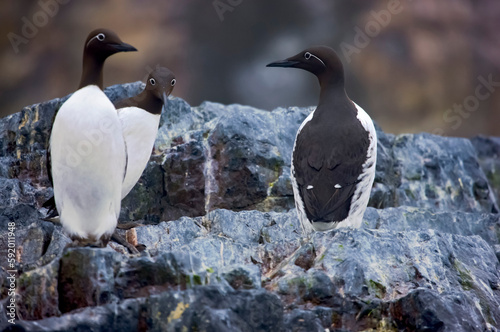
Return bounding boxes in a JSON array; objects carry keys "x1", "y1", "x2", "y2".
[
  {"x1": 96, "y1": 33, "x2": 105, "y2": 41},
  {"x1": 149, "y1": 78, "x2": 156, "y2": 85},
  {"x1": 171, "y1": 78, "x2": 176, "y2": 86},
  {"x1": 304, "y1": 52, "x2": 312, "y2": 60}
]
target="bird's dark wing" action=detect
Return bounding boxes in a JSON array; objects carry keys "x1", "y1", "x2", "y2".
[
  {"x1": 42, "y1": 196, "x2": 58, "y2": 218},
  {"x1": 293, "y1": 122, "x2": 369, "y2": 223},
  {"x1": 46, "y1": 145, "x2": 52, "y2": 186},
  {"x1": 42, "y1": 108, "x2": 58, "y2": 215}
]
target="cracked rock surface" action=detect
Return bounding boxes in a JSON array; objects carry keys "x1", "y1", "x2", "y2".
[{"x1": 0, "y1": 83, "x2": 499, "y2": 331}]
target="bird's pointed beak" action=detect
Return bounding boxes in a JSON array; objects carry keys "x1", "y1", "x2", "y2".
[
  {"x1": 161, "y1": 92, "x2": 169, "y2": 105},
  {"x1": 266, "y1": 59, "x2": 300, "y2": 68},
  {"x1": 112, "y1": 42, "x2": 137, "y2": 52}
]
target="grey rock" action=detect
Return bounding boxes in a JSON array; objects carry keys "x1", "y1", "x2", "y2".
[
  {"x1": 16, "y1": 285, "x2": 284, "y2": 332},
  {"x1": 370, "y1": 131, "x2": 499, "y2": 213},
  {"x1": 171, "y1": 286, "x2": 284, "y2": 332},
  {"x1": 1, "y1": 84, "x2": 500, "y2": 331},
  {"x1": 17, "y1": 298, "x2": 146, "y2": 332},
  {"x1": 0, "y1": 99, "x2": 58, "y2": 189},
  {"x1": 282, "y1": 309, "x2": 324, "y2": 332},
  {"x1": 208, "y1": 209, "x2": 273, "y2": 243},
  {"x1": 302, "y1": 269, "x2": 337, "y2": 305},
  {"x1": 0, "y1": 179, "x2": 46, "y2": 210},
  {"x1": 104, "y1": 81, "x2": 145, "y2": 105},
  {"x1": 161, "y1": 137, "x2": 207, "y2": 220},
  {"x1": 309, "y1": 229, "x2": 500, "y2": 304},
  {"x1": 133, "y1": 208, "x2": 500, "y2": 329},
  {"x1": 389, "y1": 288, "x2": 488, "y2": 332},
  {"x1": 115, "y1": 250, "x2": 209, "y2": 299},
  {"x1": 16, "y1": 225, "x2": 47, "y2": 267},
  {"x1": 2, "y1": 83, "x2": 499, "y2": 219},
  {"x1": 0, "y1": 204, "x2": 49, "y2": 272},
  {"x1": 58, "y1": 247, "x2": 121, "y2": 313},
  {"x1": 265, "y1": 216, "x2": 500, "y2": 329},
  {"x1": 365, "y1": 206, "x2": 500, "y2": 246},
  {"x1": 311, "y1": 306, "x2": 336, "y2": 330},
  {"x1": 221, "y1": 264, "x2": 261, "y2": 290},
  {"x1": 158, "y1": 101, "x2": 304, "y2": 216},
  {"x1": 133, "y1": 216, "x2": 205, "y2": 253},
  {"x1": 29, "y1": 227, "x2": 71, "y2": 269},
  {"x1": 146, "y1": 101, "x2": 310, "y2": 219},
  {"x1": 495, "y1": 245, "x2": 500, "y2": 262},
  {"x1": 17, "y1": 260, "x2": 60, "y2": 320},
  {"x1": 291, "y1": 242, "x2": 316, "y2": 271},
  {"x1": 133, "y1": 209, "x2": 303, "y2": 279},
  {"x1": 471, "y1": 135, "x2": 500, "y2": 211},
  {"x1": 119, "y1": 157, "x2": 166, "y2": 224},
  {"x1": 9, "y1": 207, "x2": 498, "y2": 330},
  {"x1": 134, "y1": 102, "x2": 499, "y2": 220}
]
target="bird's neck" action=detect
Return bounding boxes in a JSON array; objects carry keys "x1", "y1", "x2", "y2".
[
  {"x1": 317, "y1": 72, "x2": 345, "y2": 100},
  {"x1": 78, "y1": 53, "x2": 105, "y2": 89},
  {"x1": 318, "y1": 81, "x2": 348, "y2": 106},
  {"x1": 315, "y1": 77, "x2": 356, "y2": 120},
  {"x1": 120, "y1": 90, "x2": 164, "y2": 114}
]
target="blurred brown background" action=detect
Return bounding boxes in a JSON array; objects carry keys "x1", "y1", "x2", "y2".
[{"x1": 1, "y1": 0, "x2": 499, "y2": 137}]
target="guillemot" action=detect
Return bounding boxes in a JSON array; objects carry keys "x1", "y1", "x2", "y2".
[
  {"x1": 114, "y1": 66, "x2": 176, "y2": 199},
  {"x1": 49, "y1": 28, "x2": 136, "y2": 246},
  {"x1": 267, "y1": 46, "x2": 377, "y2": 233}
]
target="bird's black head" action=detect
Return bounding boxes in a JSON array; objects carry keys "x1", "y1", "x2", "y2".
[
  {"x1": 83, "y1": 28, "x2": 137, "y2": 61},
  {"x1": 267, "y1": 46, "x2": 344, "y2": 86},
  {"x1": 145, "y1": 66, "x2": 176, "y2": 106},
  {"x1": 79, "y1": 28, "x2": 137, "y2": 89},
  {"x1": 113, "y1": 66, "x2": 176, "y2": 113}
]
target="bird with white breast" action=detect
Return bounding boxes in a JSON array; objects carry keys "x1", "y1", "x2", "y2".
[
  {"x1": 114, "y1": 66, "x2": 176, "y2": 199},
  {"x1": 49, "y1": 28, "x2": 137, "y2": 246}
]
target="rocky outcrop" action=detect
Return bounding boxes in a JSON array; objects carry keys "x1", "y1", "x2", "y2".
[
  {"x1": 121, "y1": 91, "x2": 311, "y2": 222},
  {"x1": 0, "y1": 83, "x2": 499, "y2": 331},
  {"x1": 471, "y1": 136, "x2": 500, "y2": 208}
]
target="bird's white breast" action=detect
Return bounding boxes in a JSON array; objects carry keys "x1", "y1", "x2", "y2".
[
  {"x1": 50, "y1": 85, "x2": 126, "y2": 240},
  {"x1": 290, "y1": 109, "x2": 316, "y2": 234},
  {"x1": 344, "y1": 102, "x2": 377, "y2": 228},
  {"x1": 118, "y1": 106, "x2": 161, "y2": 199}
]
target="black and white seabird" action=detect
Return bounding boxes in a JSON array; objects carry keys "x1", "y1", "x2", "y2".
[
  {"x1": 114, "y1": 66, "x2": 176, "y2": 198},
  {"x1": 267, "y1": 46, "x2": 377, "y2": 233},
  {"x1": 49, "y1": 28, "x2": 137, "y2": 246}
]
